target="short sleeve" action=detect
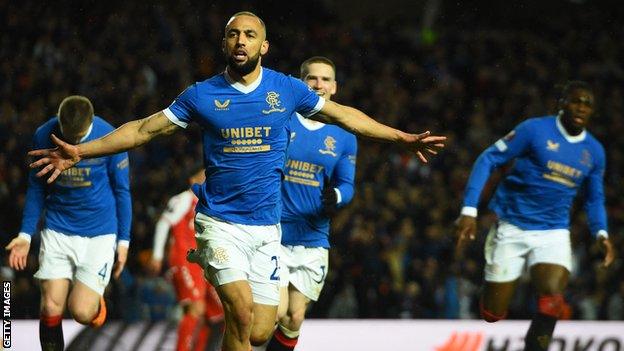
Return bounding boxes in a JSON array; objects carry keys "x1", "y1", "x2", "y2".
[
  {"x1": 288, "y1": 77, "x2": 325, "y2": 117},
  {"x1": 163, "y1": 84, "x2": 200, "y2": 128}
]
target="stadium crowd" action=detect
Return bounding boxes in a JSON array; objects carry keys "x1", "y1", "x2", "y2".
[{"x1": 2, "y1": 0, "x2": 623, "y2": 322}]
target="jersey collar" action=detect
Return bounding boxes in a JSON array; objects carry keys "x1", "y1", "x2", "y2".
[
  {"x1": 79, "y1": 122, "x2": 94, "y2": 142},
  {"x1": 224, "y1": 67, "x2": 263, "y2": 94},
  {"x1": 296, "y1": 113, "x2": 325, "y2": 131},
  {"x1": 556, "y1": 115, "x2": 586, "y2": 143}
]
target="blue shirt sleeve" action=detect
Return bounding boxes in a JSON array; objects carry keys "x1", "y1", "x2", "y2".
[
  {"x1": 463, "y1": 120, "x2": 533, "y2": 208},
  {"x1": 164, "y1": 84, "x2": 199, "y2": 128},
  {"x1": 334, "y1": 134, "x2": 357, "y2": 207},
  {"x1": 583, "y1": 144, "x2": 608, "y2": 237},
  {"x1": 288, "y1": 77, "x2": 324, "y2": 117},
  {"x1": 19, "y1": 132, "x2": 47, "y2": 236},
  {"x1": 108, "y1": 152, "x2": 132, "y2": 243}
]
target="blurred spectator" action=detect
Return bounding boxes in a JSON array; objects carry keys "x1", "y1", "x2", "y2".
[
  {"x1": 607, "y1": 282, "x2": 624, "y2": 320},
  {"x1": 327, "y1": 281, "x2": 359, "y2": 318},
  {"x1": 139, "y1": 277, "x2": 177, "y2": 322}
]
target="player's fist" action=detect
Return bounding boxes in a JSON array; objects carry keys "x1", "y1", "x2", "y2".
[
  {"x1": 454, "y1": 215, "x2": 477, "y2": 260},
  {"x1": 599, "y1": 236, "x2": 615, "y2": 268},
  {"x1": 113, "y1": 245, "x2": 128, "y2": 279},
  {"x1": 5, "y1": 236, "x2": 31, "y2": 271},
  {"x1": 321, "y1": 175, "x2": 338, "y2": 217},
  {"x1": 455, "y1": 215, "x2": 477, "y2": 243}
]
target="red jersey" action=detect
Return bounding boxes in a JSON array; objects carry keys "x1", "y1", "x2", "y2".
[{"x1": 155, "y1": 190, "x2": 198, "y2": 265}]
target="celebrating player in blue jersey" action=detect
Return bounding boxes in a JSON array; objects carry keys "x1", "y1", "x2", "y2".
[
  {"x1": 28, "y1": 12, "x2": 445, "y2": 351},
  {"x1": 266, "y1": 57, "x2": 357, "y2": 351},
  {"x1": 5, "y1": 96, "x2": 131, "y2": 351},
  {"x1": 456, "y1": 81, "x2": 615, "y2": 351}
]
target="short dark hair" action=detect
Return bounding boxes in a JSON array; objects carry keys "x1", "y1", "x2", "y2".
[
  {"x1": 300, "y1": 56, "x2": 336, "y2": 79},
  {"x1": 560, "y1": 80, "x2": 593, "y2": 100},
  {"x1": 58, "y1": 95, "x2": 94, "y2": 133},
  {"x1": 226, "y1": 11, "x2": 266, "y2": 32}
]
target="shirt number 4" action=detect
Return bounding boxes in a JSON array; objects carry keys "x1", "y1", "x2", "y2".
[{"x1": 98, "y1": 263, "x2": 108, "y2": 280}]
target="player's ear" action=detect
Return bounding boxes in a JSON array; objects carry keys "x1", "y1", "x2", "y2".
[
  {"x1": 330, "y1": 81, "x2": 337, "y2": 95},
  {"x1": 260, "y1": 40, "x2": 269, "y2": 56},
  {"x1": 221, "y1": 38, "x2": 226, "y2": 54}
]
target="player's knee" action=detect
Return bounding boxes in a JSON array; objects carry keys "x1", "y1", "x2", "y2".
[
  {"x1": 480, "y1": 301, "x2": 507, "y2": 323},
  {"x1": 538, "y1": 294, "x2": 564, "y2": 319},
  {"x1": 70, "y1": 304, "x2": 98, "y2": 325},
  {"x1": 250, "y1": 324, "x2": 274, "y2": 346},
  {"x1": 40, "y1": 296, "x2": 65, "y2": 316},
  {"x1": 67, "y1": 296, "x2": 99, "y2": 325},
  {"x1": 286, "y1": 308, "x2": 306, "y2": 330}
]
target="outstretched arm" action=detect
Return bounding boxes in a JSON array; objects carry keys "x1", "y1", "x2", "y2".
[
  {"x1": 29, "y1": 111, "x2": 180, "y2": 183},
  {"x1": 313, "y1": 100, "x2": 446, "y2": 163}
]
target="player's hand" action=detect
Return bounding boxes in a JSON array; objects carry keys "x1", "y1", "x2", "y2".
[
  {"x1": 455, "y1": 215, "x2": 477, "y2": 245},
  {"x1": 456, "y1": 215, "x2": 477, "y2": 242},
  {"x1": 148, "y1": 258, "x2": 163, "y2": 276},
  {"x1": 598, "y1": 236, "x2": 615, "y2": 268},
  {"x1": 321, "y1": 175, "x2": 338, "y2": 217},
  {"x1": 28, "y1": 134, "x2": 81, "y2": 183},
  {"x1": 113, "y1": 245, "x2": 129, "y2": 279},
  {"x1": 454, "y1": 215, "x2": 477, "y2": 260},
  {"x1": 5, "y1": 236, "x2": 31, "y2": 270},
  {"x1": 399, "y1": 131, "x2": 447, "y2": 164}
]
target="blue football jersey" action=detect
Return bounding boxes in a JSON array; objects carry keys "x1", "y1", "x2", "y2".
[
  {"x1": 164, "y1": 68, "x2": 324, "y2": 225},
  {"x1": 21, "y1": 117, "x2": 132, "y2": 242},
  {"x1": 463, "y1": 115, "x2": 607, "y2": 235},
  {"x1": 281, "y1": 114, "x2": 357, "y2": 248}
]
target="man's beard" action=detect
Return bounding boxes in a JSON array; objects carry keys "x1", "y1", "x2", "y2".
[{"x1": 226, "y1": 52, "x2": 261, "y2": 76}]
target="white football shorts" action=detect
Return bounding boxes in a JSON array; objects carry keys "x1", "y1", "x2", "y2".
[
  {"x1": 193, "y1": 212, "x2": 281, "y2": 306},
  {"x1": 484, "y1": 220, "x2": 572, "y2": 282},
  {"x1": 279, "y1": 245, "x2": 329, "y2": 301},
  {"x1": 34, "y1": 228, "x2": 116, "y2": 295}
]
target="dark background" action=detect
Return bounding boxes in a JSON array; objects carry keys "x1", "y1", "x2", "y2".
[{"x1": 1, "y1": 0, "x2": 623, "y2": 321}]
